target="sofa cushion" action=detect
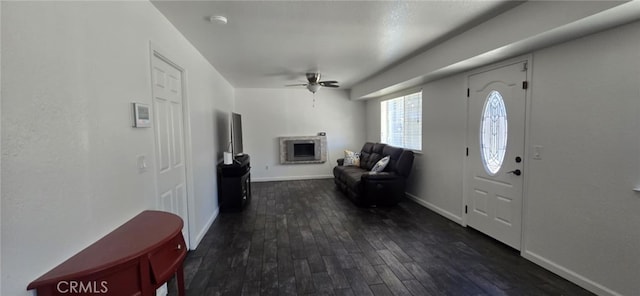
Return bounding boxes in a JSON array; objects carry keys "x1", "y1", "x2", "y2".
[
  {"x1": 333, "y1": 165, "x2": 367, "y2": 188},
  {"x1": 360, "y1": 142, "x2": 384, "y2": 170}
]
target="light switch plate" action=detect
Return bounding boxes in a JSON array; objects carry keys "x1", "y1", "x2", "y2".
[
  {"x1": 533, "y1": 145, "x2": 543, "y2": 160},
  {"x1": 137, "y1": 155, "x2": 148, "y2": 173}
]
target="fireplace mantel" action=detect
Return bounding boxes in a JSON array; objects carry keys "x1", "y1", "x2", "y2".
[{"x1": 279, "y1": 136, "x2": 327, "y2": 164}]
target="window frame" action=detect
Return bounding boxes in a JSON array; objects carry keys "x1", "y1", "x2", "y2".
[{"x1": 380, "y1": 90, "x2": 423, "y2": 152}]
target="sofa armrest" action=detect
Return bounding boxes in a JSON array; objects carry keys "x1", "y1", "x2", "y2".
[
  {"x1": 337, "y1": 158, "x2": 345, "y2": 166},
  {"x1": 361, "y1": 172, "x2": 399, "y2": 181},
  {"x1": 360, "y1": 172, "x2": 405, "y2": 206}
]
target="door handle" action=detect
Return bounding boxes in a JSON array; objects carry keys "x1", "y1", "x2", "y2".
[{"x1": 506, "y1": 169, "x2": 521, "y2": 176}]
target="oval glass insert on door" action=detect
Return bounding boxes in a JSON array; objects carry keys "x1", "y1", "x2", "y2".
[{"x1": 480, "y1": 90, "x2": 508, "y2": 175}]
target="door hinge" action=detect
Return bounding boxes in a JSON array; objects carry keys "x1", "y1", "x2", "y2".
[
  {"x1": 465, "y1": 205, "x2": 468, "y2": 214},
  {"x1": 522, "y1": 62, "x2": 528, "y2": 72},
  {"x1": 467, "y1": 88, "x2": 470, "y2": 97},
  {"x1": 466, "y1": 147, "x2": 469, "y2": 156},
  {"x1": 522, "y1": 81, "x2": 528, "y2": 89}
]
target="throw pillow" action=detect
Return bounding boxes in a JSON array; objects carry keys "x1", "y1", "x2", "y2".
[
  {"x1": 343, "y1": 150, "x2": 360, "y2": 167},
  {"x1": 370, "y1": 155, "x2": 390, "y2": 173}
]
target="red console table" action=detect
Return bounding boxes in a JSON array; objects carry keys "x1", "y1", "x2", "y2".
[{"x1": 27, "y1": 210, "x2": 187, "y2": 296}]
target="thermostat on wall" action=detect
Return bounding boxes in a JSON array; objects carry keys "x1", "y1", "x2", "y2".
[{"x1": 133, "y1": 103, "x2": 151, "y2": 128}]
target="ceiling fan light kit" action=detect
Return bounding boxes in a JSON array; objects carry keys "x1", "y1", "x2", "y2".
[
  {"x1": 307, "y1": 84, "x2": 321, "y2": 93},
  {"x1": 287, "y1": 72, "x2": 340, "y2": 94}
]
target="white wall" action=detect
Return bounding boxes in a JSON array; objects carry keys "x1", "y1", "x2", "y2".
[
  {"x1": 523, "y1": 21, "x2": 640, "y2": 296},
  {"x1": 1, "y1": 2, "x2": 233, "y2": 296},
  {"x1": 235, "y1": 88, "x2": 366, "y2": 181},
  {"x1": 366, "y1": 21, "x2": 640, "y2": 296},
  {"x1": 411, "y1": 75, "x2": 467, "y2": 223}
]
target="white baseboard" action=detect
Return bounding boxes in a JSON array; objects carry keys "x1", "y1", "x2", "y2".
[
  {"x1": 405, "y1": 192, "x2": 463, "y2": 225},
  {"x1": 522, "y1": 250, "x2": 622, "y2": 296},
  {"x1": 190, "y1": 207, "x2": 219, "y2": 250},
  {"x1": 252, "y1": 175, "x2": 333, "y2": 182},
  {"x1": 156, "y1": 284, "x2": 167, "y2": 296}
]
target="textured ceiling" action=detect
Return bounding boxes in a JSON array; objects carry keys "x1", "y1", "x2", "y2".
[{"x1": 152, "y1": 0, "x2": 517, "y2": 90}]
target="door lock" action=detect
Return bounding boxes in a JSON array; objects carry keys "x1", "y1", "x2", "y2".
[{"x1": 507, "y1": 169, "x2": 521, "y2": 176}]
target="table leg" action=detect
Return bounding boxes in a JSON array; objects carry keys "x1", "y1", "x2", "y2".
[{"x1": 176, "y1": 266, "x2": 185, "y2": 296}]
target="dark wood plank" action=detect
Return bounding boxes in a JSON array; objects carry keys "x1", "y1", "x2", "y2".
[
  {"x1": 277, "y1": 247, "x2": 294, "y2": 279},
  {"x1": 278, "y1": 276, "x2": 297, "y2": 296},
  {"x1": 307, "y1": 252, "x2": 327, "y2": 273},
  {"x1": 244, "y1": 253, "x2": 262, "y2": 282},
  {"x1": 381, "y1": 239, "x2": 413, "y2": 263},
  {"x1": 376, "y1": 250, "x2": 414, "y2": 281},
  {"x1": 334, "y1": 249, "x2": 356, "y2": 270},
  {"x1": 293, "y1": 259, "x2": 315, "y2": 294},
  {"x1": 311, "y1": 272, "x2": 334, "y2": 294},
  {"x1": 220, "y1": 266, "x2": 245, "y2": 295},
  {"x1": 260, "y1": 261, "x2": 279, "y2": 296},
  {"x1": 185, "y1": 269, "x2": 210, "y2": 293},
  {"x1": 401, "y1": 279, "x2": 431, "y2": 296},
  {"x1": 369, "y1": 284, "x2": 393, "y2": 296},
  {"x1": 374, "y1": 264, "x2": 411, "y2": 296},
  {"x1": 322, "y1": 255, "x2": 351, "y2": 289},
  {"x1": 357, "y1": 264, "x2": 384, "y2": 285},
  {"x1": 263, "y1": 238, "x2": 278, "y2": 263},
  {"x1": 315, "y1": 235, "x2": 334, "y2": 257},
  {"x1": 342, "y1": 268, "x2": 374, "y2": 296},
  {"x1": 289, "y1": 228, "x2": 306, "y2": 260},
  {"x1": 402, "y1": 262, "x2": 440, "y2": 294},
  {"x1": 334, "y1": 288, "x2": 356, "y2": 296},
  {"x1": 240, "y1": 280, "x2": 260, "y2": 296}
]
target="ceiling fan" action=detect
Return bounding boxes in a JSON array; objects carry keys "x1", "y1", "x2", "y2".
[{"x1": 287, "y1": 73, "x2": 339, "y2": 94}]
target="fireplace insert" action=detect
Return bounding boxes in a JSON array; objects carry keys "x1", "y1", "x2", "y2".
[{"x1": 286, "y1": 140, "x2": 320, "y2": 161}]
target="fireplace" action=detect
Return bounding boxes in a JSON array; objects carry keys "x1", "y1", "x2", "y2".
[
  {"x1": 279, "y1": 136, "x2": 327, "y2": 164},
  {"x1": 287, "y1": 140, "x2": 319, "y2": 161}
]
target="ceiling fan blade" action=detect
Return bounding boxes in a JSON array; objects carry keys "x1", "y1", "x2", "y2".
[
  {"x1": 286, "y1": 83, "x2": 308, "y2": 87},
  {"x1": 322, "y1": 84, "x2": 340, "y2": 88},
  {"x1": 319, "y1": 80, "x2": 338, "y2": 85}
]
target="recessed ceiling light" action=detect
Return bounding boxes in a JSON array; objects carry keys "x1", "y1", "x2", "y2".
[{"x1": 208, "y1": 15, "x2": 228, "y2": 25}]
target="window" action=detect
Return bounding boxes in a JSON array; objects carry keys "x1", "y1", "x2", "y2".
[
  {"x1": 380, "y1": 91, "x2": 422, "y2": 151},
  {"x1": 480, "y1": 90, "x2": 507, "y2": 175}
]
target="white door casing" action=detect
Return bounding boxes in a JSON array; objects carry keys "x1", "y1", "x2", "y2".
[
  {"x1": 465, "y1": 60, "x2": 528, "y2": 250},
  {"x1": 151, "y1": 52, "x2": 190, "y2": 247}
]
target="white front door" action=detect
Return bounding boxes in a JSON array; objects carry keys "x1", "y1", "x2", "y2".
[
  {"x1": 466, "y1": 61, "x2": 527, "y2": 250},
  {"x1": 151, "y1": 53, "x2": 189, "y2": 247}
]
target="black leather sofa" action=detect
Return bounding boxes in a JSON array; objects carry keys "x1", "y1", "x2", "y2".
[{"x1": 333, "y1": 142, "x2": 415, "y2": 207}]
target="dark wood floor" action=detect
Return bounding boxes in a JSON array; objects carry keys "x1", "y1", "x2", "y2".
[{"x1": 170, "y1": 179, "x2": 593, "y2": 296}]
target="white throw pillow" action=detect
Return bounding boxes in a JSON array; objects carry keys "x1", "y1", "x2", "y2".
[
  {"x1": 370, "y1": 155, "x2": 390, "y2": 173},
  {"x1": 343, "y1": 150, "x2": 360, "y2": 167}
]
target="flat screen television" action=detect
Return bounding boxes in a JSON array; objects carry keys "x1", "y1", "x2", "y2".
[{"x1": 231, "y1": 112, "x2": 244, "y2": 156}]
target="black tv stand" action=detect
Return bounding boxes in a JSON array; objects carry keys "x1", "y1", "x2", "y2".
[{"x1": 217, "y1": 154, "x2": 251, "y2": 212}]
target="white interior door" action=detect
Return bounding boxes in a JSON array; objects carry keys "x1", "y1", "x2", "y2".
[
  {"x1": 151, "y1": 53, "x2": 189, "y2": 247},
  {"x1": 466, "y1": 61, "x2": 527, "y2": 250}
]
